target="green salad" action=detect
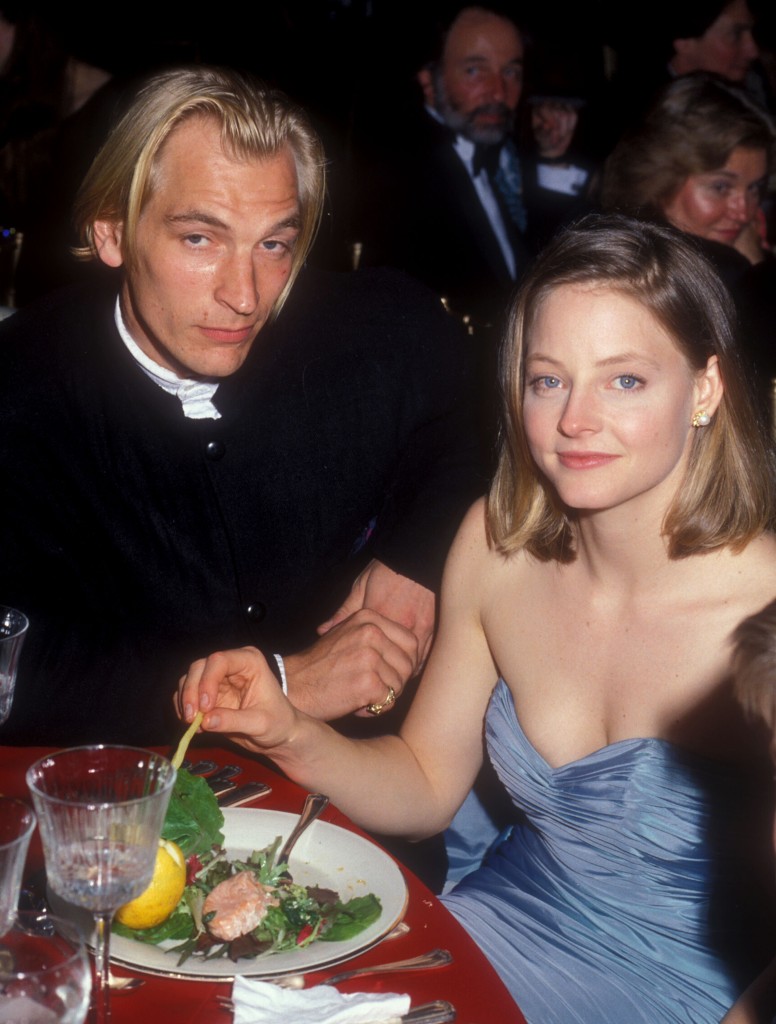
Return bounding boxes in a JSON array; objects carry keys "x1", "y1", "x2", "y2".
[{"x1": 113, "y1": 739, "x2": 381, "y2": 964}]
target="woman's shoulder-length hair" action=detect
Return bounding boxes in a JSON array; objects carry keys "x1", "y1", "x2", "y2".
[
  {"x1": 487, "y1": 214, "x2": 775, "y2": 562},
  {"x1": 601, "y1": 73, "x2": 774, "y2": 220}
]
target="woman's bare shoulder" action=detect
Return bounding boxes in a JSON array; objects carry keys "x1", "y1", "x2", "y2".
[
  {"x1": 694, "y1": 532, "x2": 776, "y2": 629},
  {"x1": 725, "y1": 531, "x2": 776, "y2": 601},
  {"x1": 447, "y1": 498, "x2": 533, "y2": 581}
]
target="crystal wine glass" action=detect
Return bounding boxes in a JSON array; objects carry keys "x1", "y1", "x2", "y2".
[
  {"x1": 0, "y1": 797, "x2": 36, "y2": 936},
  {"x1": 0, "y1": 912, "x2": 91, "y2": 1023},
  {"x1": 26, "y1": 746, "x2": 176, "y2": 1023},
  {"x1": 0, "y1": 606, "x2": 29, "y2": 725}
]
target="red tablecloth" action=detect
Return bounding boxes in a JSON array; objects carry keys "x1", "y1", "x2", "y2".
[{"x1": 1, "y1": 744, "x2": 526, "y2": 1024}]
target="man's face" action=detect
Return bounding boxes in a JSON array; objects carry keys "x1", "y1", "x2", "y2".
[
  {"x1": 94, "y1": 117, "x2": 301, "y2": 379},
  {"x1": 424, "y1": 8, "x2": 523, "y2": 145},
  {"x1": 673, "y1": 0, "x2": 758, "y2": 82}
]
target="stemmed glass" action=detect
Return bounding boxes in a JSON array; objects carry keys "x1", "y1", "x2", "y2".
[
  {"x1": 0, "y1": 606, "x2": 29, "y2": 725},
  {"x1": 0, "y1": 797, "x2": 36, "y2": 935},
  {"x1": 0, "y1": 913, "x2": 91, "y2": 1022},
  {"x1": 26, "y1": 746, "x2": 176, "y2": 1023}
]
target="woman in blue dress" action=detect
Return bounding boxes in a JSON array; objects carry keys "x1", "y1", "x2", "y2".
[{"x1": 177, "y1": 215, "x2": 776, "y2": 1023}]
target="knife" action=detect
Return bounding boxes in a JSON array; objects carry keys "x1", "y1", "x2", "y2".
[{"x1": 402, "y1": 1000, "x2": 456, "y2": 1023}]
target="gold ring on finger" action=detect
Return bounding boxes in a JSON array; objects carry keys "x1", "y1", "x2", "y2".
[{"x1": 366, "y1": 685, "x2": 396, "y2": 717}]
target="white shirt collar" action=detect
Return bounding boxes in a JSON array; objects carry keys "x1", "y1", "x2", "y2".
[{"x1": 114, "y1": 298, "x2": 221, "y2": 420}]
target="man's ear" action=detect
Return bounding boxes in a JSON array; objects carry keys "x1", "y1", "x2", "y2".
[
  {"x1": 417, "y1": 66, "x2": 437, "y2": 107},
  {"x1": 92, "y1": 221, "x2": 125, "y2": 268}
]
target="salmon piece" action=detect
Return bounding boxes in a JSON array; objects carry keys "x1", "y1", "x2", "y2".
[{"x1": 203, "y1": 871, "x2": 278, "y2": 941}]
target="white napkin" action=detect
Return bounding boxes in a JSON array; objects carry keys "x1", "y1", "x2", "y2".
[{"x1": 232, "y1": 976, "x2": 411, "y2": 1024}]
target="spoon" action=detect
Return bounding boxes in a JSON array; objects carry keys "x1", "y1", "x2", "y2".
[{"x1": 277, "y1": 792, "x2": 329, "y2": 878}]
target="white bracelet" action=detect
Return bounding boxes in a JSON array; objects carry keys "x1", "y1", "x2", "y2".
[{"x1": 273, "y1": 653, "x2": 288, "y2": 697}]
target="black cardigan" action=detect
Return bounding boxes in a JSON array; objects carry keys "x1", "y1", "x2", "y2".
[{"x1": 0, "y1": 266, "x2": 483, "y2": 745}]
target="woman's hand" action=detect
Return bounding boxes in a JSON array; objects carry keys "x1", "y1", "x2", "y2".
[
  {"x1": 176, "y1": 646, "x2": 298, "y2": 754},
  {"x1": 733, "y1": 220, "x2": 766, "y2": 265}
]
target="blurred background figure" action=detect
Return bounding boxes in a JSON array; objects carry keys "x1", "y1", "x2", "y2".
[
  {"x1": 670, "y1": 0, "x2": 759, "y2": 83},
  {"x1": 602, "y1": 73, "x2": 775, "y2": 419},
  {"x1": 519, "y1": 35, "x2": 601, "y2": 250},
  {"x1": 358, "y1": 3, "x2": 529, "y2": 335},
  {"x1": 602, "y1": 0, "x2": 772, "y2": 160},
  {"x1": 602, "y1": 74, "x2": 772, "y2": 268},
  {"x1": 0, "y1": 6, "x2": 118, "y2": 305}
]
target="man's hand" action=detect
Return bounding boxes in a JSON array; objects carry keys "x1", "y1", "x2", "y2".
[
  {"x1": 285, "y1": 608, "x2": 419, "y2": 719},
  {"x1": 318, "y1": 560, "x2": 436, "y2": 672},
  {"x1": 176, "y1": 646, "x2": 298, "y2": 755}
]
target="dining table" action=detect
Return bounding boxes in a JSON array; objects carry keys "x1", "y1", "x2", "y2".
[{"x1": 0, "y1": 742, "x2": 527, "y2": 1024}]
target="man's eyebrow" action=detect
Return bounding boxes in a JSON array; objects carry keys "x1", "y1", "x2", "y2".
[
  {"x1": 165, "y1": 211, "x2": 228, "y2": 229},
  {"x1": 164, "y1": 211, "x2": 302, "y2": 232}
]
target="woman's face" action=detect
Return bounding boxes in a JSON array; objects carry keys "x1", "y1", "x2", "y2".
[
  {"x1": 523, "y1": 284, "x2": 720, "y2": 517},
  {"x1": 661, "y1": 147, "x2": 767, "y2": 247}
]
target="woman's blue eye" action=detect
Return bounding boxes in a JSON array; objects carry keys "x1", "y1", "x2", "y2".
[
  {"x1": 537, "y1": 376, "x2": 561, "y2": 389},
  {"x1": 614, "y1": 375, "x2": 640, "y2": 390}
]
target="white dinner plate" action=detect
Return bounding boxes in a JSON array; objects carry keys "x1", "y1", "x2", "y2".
[{"x1": 109, "y1": 808, "x2": 409, "y2": 981}]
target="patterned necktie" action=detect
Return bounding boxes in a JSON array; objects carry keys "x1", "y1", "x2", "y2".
[{"x1": 473, "y1": 140, "x2": 526, "y2": 234}]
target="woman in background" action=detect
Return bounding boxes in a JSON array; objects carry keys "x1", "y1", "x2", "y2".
[
  {"x1": 602, "y1": 74, "x2": 772, "y2": 268},
  {"x1": 603, "y1": 74, "x2": 775, "y2": 420}
]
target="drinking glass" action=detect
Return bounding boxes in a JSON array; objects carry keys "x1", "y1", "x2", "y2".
[
  {"x1": 26, "y1": 747, "x2": 176, "y2": 1023},
  {"x1": 0, "y1": 913, "x2": 91, "y2": 1023},
  {"x1": 0, "y1": 798, "x2": 36, "y2": 936},
  {"x1": 0, "y1": 606, "x2": 29, "y2": 725}
]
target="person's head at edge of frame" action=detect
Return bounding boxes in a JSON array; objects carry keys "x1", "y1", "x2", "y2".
[
  {"x1": 487, "y1": 212, "x2": 774, "y2": 564},
  {"x1": 668, "y1": 0, "x2": 759, "y2": 84},
  {"x1": 72, "y1": 65, "x2": 326, "y2": 381},
  {"x1": 416, "y1": 4, "x2": 525, "y2": 148},
  {"x1": 732, "y1": 597, "x2": 776, "y2": 849}
]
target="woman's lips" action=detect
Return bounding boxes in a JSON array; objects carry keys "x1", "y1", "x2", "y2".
[{"x1": 557, "y1": 451, "x2": 620, "y2": 469}]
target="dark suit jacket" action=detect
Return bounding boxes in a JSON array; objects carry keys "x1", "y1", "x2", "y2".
[
  {"x1": 0, "y1": 266, "x2": 482, "y2": 745},
  {"x1": 363, "y1": 114, "x2": 529, "y2": 330}
]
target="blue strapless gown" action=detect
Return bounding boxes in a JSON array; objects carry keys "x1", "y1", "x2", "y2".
[{"x1": 441, "y1": 679, "x2": 767, "y2": 1023}]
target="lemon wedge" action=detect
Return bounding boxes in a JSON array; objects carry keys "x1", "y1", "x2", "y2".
[{"x1": 115, "y1": 839, "x2": 186, "y2": 930}]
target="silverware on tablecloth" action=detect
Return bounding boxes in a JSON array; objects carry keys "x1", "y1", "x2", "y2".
[
  {"x1": 217, "y1": 782, "x2": 272, "y2": 807},
  {"x1": 207, "y1": 765, "x2": 243, "y2": 784},
  {"x1": 182, "y1": 759, "x2": 219, "y2": 776},
  {"x1": 402, "y1": 1002, "x2": 456, "y2": 1023},
  {"x1": 314, "y1": 948, "x2": 453, "y2": 987},
  {"x1": 233, "y1": 947, "x2": 453, "y2": 991}
]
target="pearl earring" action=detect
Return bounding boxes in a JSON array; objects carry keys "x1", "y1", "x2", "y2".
[{"x1": 691, "y1": 410, "x2": 711, "y2": 428}]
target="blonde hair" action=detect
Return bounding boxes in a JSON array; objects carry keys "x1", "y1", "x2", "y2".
[
  {"x1": 732, "y1": 599, "x2": 776, "y2": 732},
  {"x1": 73, "y1": 66, "x2": 326, "y2": 315},
  {"x1": 488, "y1": 214, "x2": 775, "y2": 561}
]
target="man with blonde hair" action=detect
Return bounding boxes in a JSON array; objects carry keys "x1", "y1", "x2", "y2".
[{"x1": 0, "y1": 67, "x2": 478, "y2": 773}]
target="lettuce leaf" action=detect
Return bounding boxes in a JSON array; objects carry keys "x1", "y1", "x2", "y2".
[
  {"x1": 113, "y1": 907, "x2": 194, "y2": 944},
  {"x1": 320, "y1": 895, "x2": 382, "y2": 941},
  {"x1": 161, "y1": 768, "x2": 224, "y2": 858}
]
